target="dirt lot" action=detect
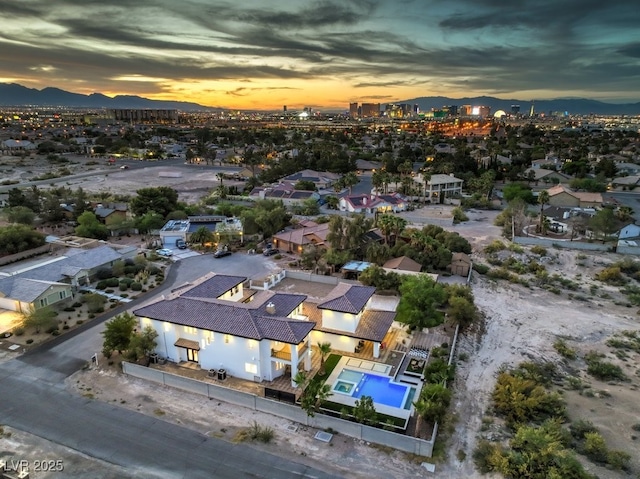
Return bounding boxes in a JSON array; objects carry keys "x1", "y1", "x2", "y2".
[{"x1": 0, "y1": 154, "x2": 242, "y2": 204}]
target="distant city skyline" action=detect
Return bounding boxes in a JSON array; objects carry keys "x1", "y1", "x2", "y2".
[{"x1": 1, "y1": 0, "x2": 639, "y2": 110}]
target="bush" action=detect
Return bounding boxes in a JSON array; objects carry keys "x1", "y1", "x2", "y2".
[
  {"x1": 105, "y1": 278, "x2": 120, "y2": 287},
  {"x1": 530, "y1": 245, "x2": 547, "y2": 256},
  {"x1": 72, "y1": 302, "x2": 82, "y2": 308},
  {"x1": 585, "y1": 352, "x2": 627, "y2": 381},
  {"x1": 96, "y1": 280, "x2": 108, "y2": 290},
  {"x1": 45, "y1": 325, "x2": 58, "y2": 334},
  {"x1": 131, "y1": 282, "x2": 142, "y2": 291},
  {"x1": 26, "y1": 338, "x2": 34, "y2": 344},
  {"x1": 105, "y1": 289, "x2": 114, "y2": 294},
  {"x1": 553, "y1": 339, "x2": 577, "y2": 360},
  {"x1": 51, "y1": 329, "x2": 60, "y2": 336},
  {"x1": 62, "y1": 324, "x2": 70, "y2": 330},
  {"x1": 484, "y1": 240, "x2": 506, "y2": 254},
  {"x1": 472, "y1": 263, "x2": 489, "y2": 274},
  {"x1": 62, "y1": 306, "x2": 75, "y2": 312},
  {"x1": 95, "y1": 268, "x2": 113, "y2": 280},
  {"x1": 595, "y1": 266, "x2": 626, "y2": 285},
  {"x1": 13, "y1": 326, "x2": 25, "y2": 336},
  {"x1": 119, "y1": 283, "x2": 128, "y2": 291},
  {"x1": 76, "y1": 320, "x2": 84, "y2": 325}
]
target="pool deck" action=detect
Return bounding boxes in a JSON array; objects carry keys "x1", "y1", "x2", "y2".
[{"x1": 325, "y1": 356, "x2": 418, "y2": 421}]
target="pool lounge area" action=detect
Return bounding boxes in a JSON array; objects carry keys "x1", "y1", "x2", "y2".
[{"x1": 325, "y1": 357, "x2": 420, "y2": 421}]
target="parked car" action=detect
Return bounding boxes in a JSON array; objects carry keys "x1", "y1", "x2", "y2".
[
  {"x1": 120, "y1": 165, "x2": 129, "y2": 169},
  {"x1": 263, "y1": 248, "x2": 280, "y2": 256},
  {"x1": 213, "y1": 249, "x2": 232, "y2": 258},
  {"x1": 176, "y1": 239, "x2": 187, "y2": 250},
  {"x1": 156, "y1": 248, "x2": 172, "y2": 257}
]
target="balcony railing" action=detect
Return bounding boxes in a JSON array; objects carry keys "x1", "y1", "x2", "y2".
[{"x1": 271, "y1": 348, "x2": 291, "y2": 361}]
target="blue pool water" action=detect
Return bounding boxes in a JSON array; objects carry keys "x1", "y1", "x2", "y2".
[
  {"x1": 333, "y1": 369, "x2": 413, "y2": 409},
  {"x1": 354, "y1": 374, "x2": 408, "y2": 408}
]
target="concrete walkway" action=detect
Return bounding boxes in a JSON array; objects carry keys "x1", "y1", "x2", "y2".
[{"x1": 80, "y1": 286, "x2": 133, "y2": 303}]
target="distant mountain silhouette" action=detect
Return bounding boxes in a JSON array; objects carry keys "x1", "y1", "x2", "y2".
[
  {"x1": 0, "y1": 83, "x2": 215, "y2": 111},
  {"x1": 392, "y1": 96, "x2": 640, "y2": 116},
  {"x1": 1, "y1": 83, "x2": 639, "y2": 115}
]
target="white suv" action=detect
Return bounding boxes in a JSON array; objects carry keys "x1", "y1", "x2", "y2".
[{"x1": 156, "y1": 248, "x2": 173, "y2": 257}]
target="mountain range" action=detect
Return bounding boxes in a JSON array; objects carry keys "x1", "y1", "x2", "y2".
[
  {"x1": 1, "y1": 83, "x2": 639, "y2": 115},
  {"x1": 399, "y1": 96, "x2": 640, "y2": 116}
]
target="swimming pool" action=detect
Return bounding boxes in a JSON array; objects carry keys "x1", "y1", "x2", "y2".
[{"x1": 332, "y1": 368, "x2": 415, "y2": 410}]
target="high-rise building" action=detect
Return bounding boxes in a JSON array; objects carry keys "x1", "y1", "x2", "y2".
[
  {"x1": 360, "y1": 103, "x2": 380, "y2": 118},
  {"x1": 511, "y1": 104, "x2": 520, "y2": 114},
  {"x1": 460, "y1": 105, "x2": 472, "y2": 116},
  {"x1": 283, "y1": 105, "x2": 287, "y2": 112},
  {"x1": 349, "y1": 102, "x2": 359, "y2": 118}
]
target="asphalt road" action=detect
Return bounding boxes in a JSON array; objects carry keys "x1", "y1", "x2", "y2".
[{"x1": 0, "y1": 254, "x2": 339, "y2": 479}]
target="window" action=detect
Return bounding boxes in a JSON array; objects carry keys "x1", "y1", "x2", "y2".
[
  {"x1": 59, "y1": 291, "x2": 67, "y2": 300},
  {"x1": 224, "y1": 334, "x2": 230, "y2": 343},
  {"x1": 39, "y1": 298, "x2": 48, "y2": 307},
  {"x1": 245, "y1": 363, "x2": 258, "y2": 375},
  {"x1": 183, "y1": 326, "x2": 196, "y2": 334},
  {"x1": 206, "y1": 332, "x2": 213, "y2": 345}
]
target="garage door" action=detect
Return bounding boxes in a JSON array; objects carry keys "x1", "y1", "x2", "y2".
[
  {"x1": 162, "y1": 236, "x2": 182, "y2": 247},
  {"x1": 0, "y1": 298, "x2": 17, "y2": 311}
]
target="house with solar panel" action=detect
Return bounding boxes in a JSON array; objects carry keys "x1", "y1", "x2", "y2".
[{"x1": 133, "y1": 273, "x2": 397, "y2": 386}]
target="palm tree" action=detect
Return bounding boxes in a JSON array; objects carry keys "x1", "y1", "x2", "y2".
[
  {"x1": 292, "y1": 370, "x2": 308, "y2": 388},
  {"x1": 317, "y1": 342, "x2": 331, "y2": 375},
  {"x1": 190, "y1": 226, "x2": 214, "y2": 247},
  {"x1": 341, "y1": 172, "x2": 359, "y2": 195},
  {"x1": 537, "y1": 190, "x2": 550, "y2": 234}
]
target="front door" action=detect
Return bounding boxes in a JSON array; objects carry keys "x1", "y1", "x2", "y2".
[{"x1": 186, "y1": 348, "x2": 199, "y2": 362}]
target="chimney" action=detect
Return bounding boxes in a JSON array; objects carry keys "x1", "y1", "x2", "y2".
[{"x1": 266, "y1": 302, "x2": 276, "y2": 315}]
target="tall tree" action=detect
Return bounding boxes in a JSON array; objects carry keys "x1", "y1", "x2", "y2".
[
  {"x1": 102, "y1": 312, "x2": 137, "y2": 357},
  {"x1": 317, "y1": 342, "x2": 332, "y2": 375},
  {"x1": 537, "y1": 190, "x2": 550, "y2": 234},
  {"x1": 396, "y1": 275, "x2": 447, "y2": 330},
  {"x1": 75, "y1": 211, "x2": 109, "y2": 240},
  {"x1": 130, "y1": 187, "x2": 179, "y2": 218}
]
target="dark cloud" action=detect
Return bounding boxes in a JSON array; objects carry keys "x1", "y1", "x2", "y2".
[{"x1": 0, "y1": 0, "x2": 637, "y2": 103}]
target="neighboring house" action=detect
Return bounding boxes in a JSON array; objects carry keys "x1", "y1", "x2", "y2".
[
  {"x1": 524, "y1": 168, "x2": 571, "y2": 184},
  {"x1": 449, "y1": 252, "x2": 472, "y2": 277},
  {"x1": 383, "y1": 256, "x2": 422, "y2": 273},
  {"x1": 413, "y1": 173, "x2": 464, "y2": 203},
  {"x1": 249, "y1": 185, "x2": 319, "y2": 206},
  {"x1": 0, "y1": 278, "x2": 72, "y2": 313},
  {"x1": 94, "y1": 206, "x2": 128, "y2": 226},
  {"x1": 614, "y1": 162, "x2": 640, "y2": 176},
  {"x1": 1, "y1": 139, "x2": 36, "y2": 153},
  {"x1": 272, "y1": 223, "x2": 330, "y2": 254},
  {"x1": 547, "y1": 185, "x2": 603, "y2": 209},
  {"x1": 160, "y1": 216, "x2": 244, "y2": 247},
  {"x1": 0, "y1": 245, "x2": 126, "y2": 313},
  {"x1": 356, "y1": 159, "x2": 382, "y2": 172},
  {"x1": 618, "y1": 223, "x2": 640, "y2": 240},
  {"x1": 281, "y1": 169, "x2": 341, "y2": 190},
  {"x1": 339, "y1": 193, "x2": 406, "y2": 214},
  {"x1": 610, "y1": 175, "x2": 640, "y2": 189}
]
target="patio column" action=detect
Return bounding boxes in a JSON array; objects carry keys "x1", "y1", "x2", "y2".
[
  {"x1": 290, "y1": 347, "x2": 299, "y2": 388},
  {"x1": 304, "y1": 341, "x2": 311, "y2": 371},
  {"x1": 373, "y1": 342, "x2": 380, "y2": 358}
]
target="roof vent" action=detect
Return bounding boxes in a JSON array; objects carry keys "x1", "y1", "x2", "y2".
[{"x1": 266, "y1": 302, "x2": 276, "y2": 315}]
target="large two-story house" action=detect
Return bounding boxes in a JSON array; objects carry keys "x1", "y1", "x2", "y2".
[
  {"x1": 134, "y1": 273, "x2": 398, "y2": 386},
  {"x1": 134, "y1": 274, "x2": 315, "y2": 386}
]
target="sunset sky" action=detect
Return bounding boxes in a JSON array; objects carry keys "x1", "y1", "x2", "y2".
[{"x1": 1, "y1": 0, "x2": 639, "y2": 110}]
